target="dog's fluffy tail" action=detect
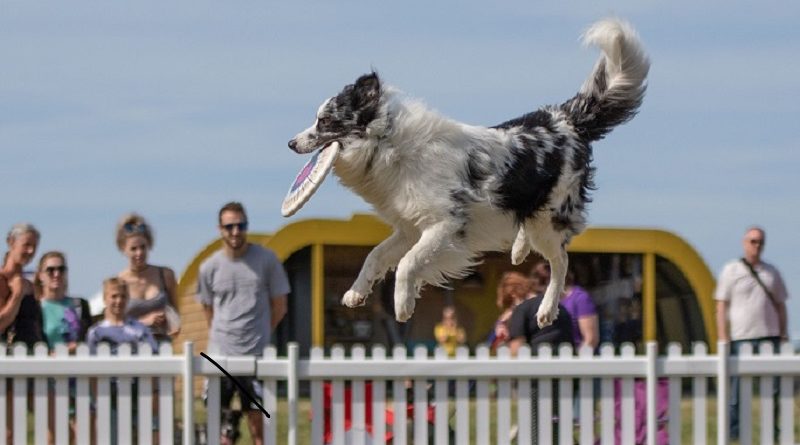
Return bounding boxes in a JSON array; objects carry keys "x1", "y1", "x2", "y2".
[{"x1": 564, "y1": 18, "x2": 650, "y2": 142}]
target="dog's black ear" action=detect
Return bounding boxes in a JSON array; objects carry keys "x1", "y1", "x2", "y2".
[{"x1": 352, "y1": 72, "x2": 381, "y2": 108}]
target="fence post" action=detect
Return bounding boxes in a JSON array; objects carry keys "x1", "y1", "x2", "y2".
[
  {"x1": 287, "y1": 342, "x2": 299, "y2": 445},
  {"x1": 183, "y1": 341, "x2": 195, "y2": 445},
  {"x1": 717, "y1": 341, "x2": 729, "y2": 445},
  {"x1": 646, "y1": 342, "x2": 657, "y2": 445}
]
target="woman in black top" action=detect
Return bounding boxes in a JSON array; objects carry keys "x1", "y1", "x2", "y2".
[
  {"x1": 0, "y1": 223, "x2": 44, "y2": 350},
  {"x1": 508, "y1": 295, "x2": 573, "y2": 354}
]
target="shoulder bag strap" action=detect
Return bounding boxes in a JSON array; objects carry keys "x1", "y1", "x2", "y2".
[{"x1": 740, "y1": 258, "x2": 780, "y2": 311}]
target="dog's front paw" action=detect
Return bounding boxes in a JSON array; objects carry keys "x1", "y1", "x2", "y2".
[
  {"x1": 394, "y1": 295, "x2": 416, "y2": 323},
  {"x1": 342, "y1": 289, "x2": 367, "y2": 307},
  {"x1": 536, "y1": 303, "x2": 559, "y2": 328}
]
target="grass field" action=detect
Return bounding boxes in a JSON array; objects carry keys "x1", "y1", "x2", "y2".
[{"x1": 204, "y1": 396, "x2": 799, "y2": 444}]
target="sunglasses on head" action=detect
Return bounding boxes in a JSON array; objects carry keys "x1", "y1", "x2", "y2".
[
  {"x1": 221, "y1": 222, "x2": 248, "y2": 232},
  {"x1": 123, "y1": 222, "x2": 147, "y2": 234},
  {"x1": 45, "y1": 265, "x2": 68, "y2": 275}
]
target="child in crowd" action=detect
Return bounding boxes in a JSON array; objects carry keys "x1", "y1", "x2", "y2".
[
  {"x1": 86, "y1": 277, "x2": 157, "y2": 354},
  {"x1": 87, "y1": 277, "x2": 159, "y2": 443},
  {"x1": 434, "y1": 305, "x2": 466, "y2": 357}
]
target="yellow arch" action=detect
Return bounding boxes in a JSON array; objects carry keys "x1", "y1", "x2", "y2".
[{"x1": 176, "y1": 214, "x2": 716, "y2": 350}]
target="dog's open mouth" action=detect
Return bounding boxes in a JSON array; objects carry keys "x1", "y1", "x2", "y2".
[{"x1": 281, "y1": 141, "x2": 341, "y2": 217}]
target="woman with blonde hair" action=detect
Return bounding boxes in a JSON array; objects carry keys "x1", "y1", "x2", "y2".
[
  {"x1": 1, "y1": 223, "x2": 44, "y2": 349},
  {"x1": 115, "y1": 213, "x2": 180, "y2": 343},
  {"x1": 1, "y1": 223, "x2": 43, "y2": 443}
]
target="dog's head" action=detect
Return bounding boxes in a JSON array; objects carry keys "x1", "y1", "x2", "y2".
[{"x1": 289, "y1": 72, "x2": 384, "y2": 154}]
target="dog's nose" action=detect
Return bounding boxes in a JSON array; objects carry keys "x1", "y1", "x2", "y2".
[{"x1": 288, "y1": 139, "x2": 297, "y2": 150}]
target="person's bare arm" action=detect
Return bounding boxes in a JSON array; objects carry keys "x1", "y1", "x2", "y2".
[
  {"x1": 509, "y1": 337, "x2": 525, "y2": 357},
  {"x1": 0, "y1": 276, "x2": 25, "y2": 332},
  {"x1": 270, "y1": 295, "x2": 288, "y2": 329},
  {"x1": 578, "y1": 314, "x2": 600, "y2": 349},
  {"x1": 716, "y1": 300, "x2": 729, "y2": 342},
  {"x1": 163, "y1": 267, "x2": 179, "y2": 306}
]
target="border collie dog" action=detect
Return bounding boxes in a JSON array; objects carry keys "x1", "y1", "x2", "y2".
[{"x1": 289, "y1": 18, "x2": 649, "y2": 326}]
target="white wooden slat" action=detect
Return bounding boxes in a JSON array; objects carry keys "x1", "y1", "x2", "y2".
[
  {"x1": 310, "y1": 347, "x2": 324, "y2": 445},
  {"x1": 117, "y1": 343, "x2": 133, "y2": 445},
  {"x1": 331, "y1": 346, "x2": 346, "y2": 445},
  {"x1": 475, "y1": 346, "x2": 490, "y2": 445},
  {"x1": 33, "y1": 344, "x2": 49, "y2": 445},
  {"x1": 645, "y1": 342, "x2": 658, "y2": 445},
  {"x1": 413, "y1": 346, "x2": 428, "y2": 445},
  {"x1": 95, "y1": 343, "x2": 112, "y2": 444},
  {"x1": 578, "y1": 344, "x2": 594, "y2": 445},
  {"x1": 537, "y1": 344, "x2": 553, "y2": 445},
  {"x1": 692, "y1": 342, "x2": 708, "y2": 445},
  {"x1": 516, "y1": 345, "x2": 532, "y2": 445},
  {"x1": 739, "y1": 342, "x2": 753, "y2": 445},
  {"x1": 599, "y1": 344, "x2": 614, "y2": 445},
  {"x1": 496, "y1": 347, "x2": 512, "y2": 445},
  {"x1": 74, "y1": 344, "x2": 91, "y2": 445},
  {"x1": 370, "y1": 346, "x2": 387, "y2": 445},
  {"x1": 558, "y1": 344, "x2": 574, "y2": 445},
  {"x1": 53, "y1": 343, "x2": 69, "y2": 444},
  {"x1": 715, "y1": 341, "x2": 729, "y2": 445},
  {"x1": 138, "y1": 343, "x2": 154, "y2": 445},
  {"x1": 454, "y1": 346, "x2": 470, "y2": 445},
  {"x1": 205, "y1": 375, "x2": 221, "y2": 444},
  {"x1": 778, "y1": 343, "x2": 794, "y2": 445},
  {"x1": 758, "y1": 342, "x2": 774, "y2": 445},
  {"x1": 351, "y1": 345, "x2": 366, "y2": 445},
  {"x1": 666, "y1": 343, "x2": 682, "y2": 445},
  {"x1": 262, "y1": 346, "x2": 278, "y2": 445},
  {"x1": 620, "y1": 344, "x2": 636, "y2": 445},
  {"x1": 433, "y1": 347, "x2": 449, "y2": 445},
  {"x1": 391, "y1": 345, "x2": 407, "y2": 445},
  {"x1": 12, "y1": 344, "x2": 27, "y2": 445},
  {"x1": 157, "y1": 342, "x2": 174, "y2": 445}
]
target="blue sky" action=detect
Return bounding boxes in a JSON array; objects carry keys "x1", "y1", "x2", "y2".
[{"x1": 2, "y1": 2, "x2": 799, "y2": 338}]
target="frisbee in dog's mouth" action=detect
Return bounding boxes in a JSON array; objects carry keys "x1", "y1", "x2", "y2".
[{"x1": 281, "y1": 141, "x2": 341, "y2": 217}]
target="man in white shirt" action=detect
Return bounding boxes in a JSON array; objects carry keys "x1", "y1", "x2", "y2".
[{"x1": 715, "y1": 226, "x2": 789, "y2": 440}]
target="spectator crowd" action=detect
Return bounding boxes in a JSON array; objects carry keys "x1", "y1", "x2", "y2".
[
  {"x1": 1, "y1": 201, "x2": 290, "y2": 445},
  {"x1": 1, "y1": 208, "x2": 789, "y2": 445}
]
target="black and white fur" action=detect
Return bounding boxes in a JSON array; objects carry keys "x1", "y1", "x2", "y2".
[{"x1": 289, "y1": 18, "x2": 649, "y2": 326}]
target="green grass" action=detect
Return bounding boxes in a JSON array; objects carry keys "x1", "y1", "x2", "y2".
[
  {"x1": 198, "y1": 395, "x2": 799, "y2": 444},
  {"x1": 25, "y1": 394, "x2": 797, "y2": 444}
]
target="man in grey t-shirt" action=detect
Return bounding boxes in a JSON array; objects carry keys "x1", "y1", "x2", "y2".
[{"x1": 197, "y1": 202, "x2": 290, "y2": 445}]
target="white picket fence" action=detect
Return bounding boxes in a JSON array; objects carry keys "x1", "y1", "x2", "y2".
[{"x1": 1, "y1": 340, "x2": 798, "y2": 445}]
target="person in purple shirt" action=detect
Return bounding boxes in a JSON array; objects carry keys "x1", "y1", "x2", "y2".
[
  {"x1": 560, "y1": 268, "x2": 599, "y2": 350},
  {"x1": 531, "y1": 262, "x2": 599, "y2": 350}
]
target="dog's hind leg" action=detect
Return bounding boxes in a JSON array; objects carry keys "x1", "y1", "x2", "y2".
[
  {"x1": 510, "y1": 225, "x2": 531, "y2": 265},
  {"x1": 393, "y1": 221, "x2": 467, "y2": 322},
  {"x1": 343, "y1": 230, "x2": 414, "y2": 308},
  {"x1": 525, "y1": 220, "x2": 570, "y2": 328}
]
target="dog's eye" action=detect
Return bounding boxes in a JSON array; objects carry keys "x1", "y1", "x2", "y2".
[{"x1": 317, "y1": 117, "x2": 331, "y2": 129}]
